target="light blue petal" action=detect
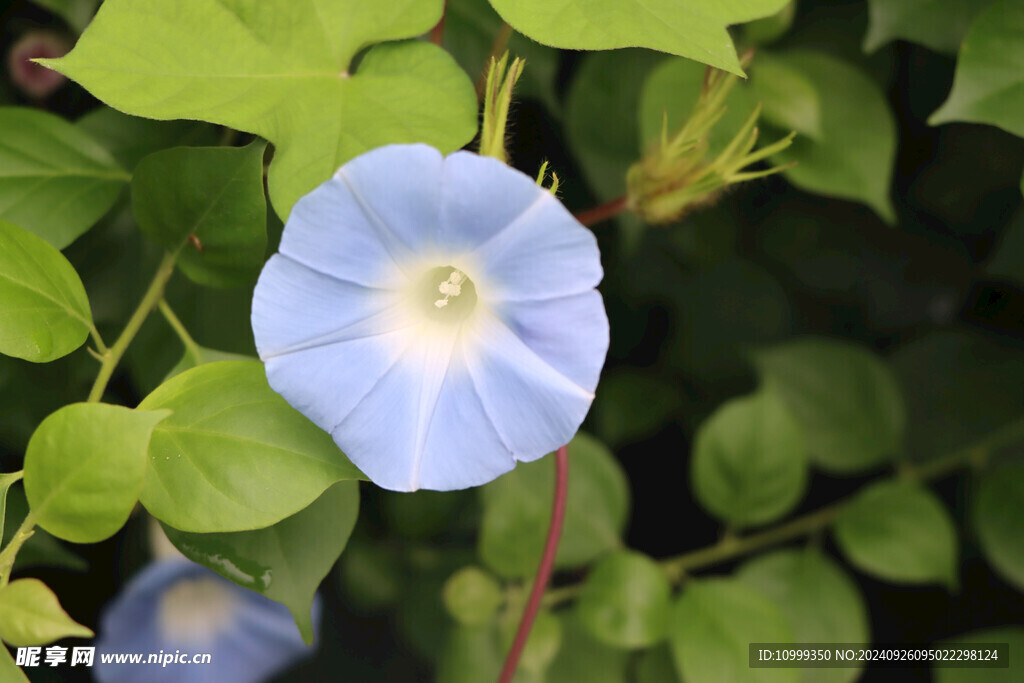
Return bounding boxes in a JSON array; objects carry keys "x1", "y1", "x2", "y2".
[
  {"x1": 278, "y1": 176, "x2": 408, "y2": 289},
  {"x1": 264, "y1": 331, "x2": 410, "y2": 435},
  {"x1": 464, "y1": 309, "x2": 597, "y2": 462},
  {"x1": 95, "y1": 560, "x2": 315, "y2": 683},
  {"x1": 335, "y1": 143, "x2": 443, "y2": 253},
  {"x1": 439, "y1": 151, "x2": 546, "y2": 252},
  {"x1": 495, "y1": 290, "x2": 609, "y2": 392},
  {"x1": 253, "y1": 254, "x2": 408, "y2": 359},
  {"x1": 472, "y1": 193, "x2": 603, "y2": 302},
  {"x1": 331, "y1": 329, "x2": 514, "y2": 491}
]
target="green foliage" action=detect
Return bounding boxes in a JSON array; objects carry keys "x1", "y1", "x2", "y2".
[
  {"x1": 164, "y1": 345, "x2": 254, "y2": 383},
  {"x1": 673, "y1": 261, "x2": 793, "y2": 381},
  {"x1": 0, "y1": 644, "x2": 29, "y2": 683},
  {"x1": 737, "y1": 549, "x2": 869, "y2": 683},
  {"x1": 162, "y1": 480, "x2": 358, "y2": 643},
  {"x1": 973, "y1": 464, "x2": 1024, "y2": 591},
  {"x1": 638, "y1": 57, "x2": 756, "y2": 155},
  {"x1": 136, "y1": 361, "x2": 363, "y2": 532},
  {"x1": 834, "y1": 480, "x2": 958, "y2": 588},
  {"x1": 987, "y1": 208, "x2": 1024, "y2": 288},
  {"x1": 670, "y1": 578, "x2": 796, "y2": 683},
  {"x1": 442, "y1": 567, "x2": 504, "y2": 626},
  {"x1": 0, "y1": 578, "x2": 92, "y2": 646},
  {"x1": 692, "y1": 388, "x2": 808, "y2": 527},
  {"x1": 751, "y1": 338, "x2": 905, "y2": 473},
  {"x1": 30, "y1": 0, "x2": 99, "y2": 32},
  {"x1": 1, "y1": 488, "x2": 87, "y2": 572},
  {"x1": 436, "y1": 624, "x2": 503, "y2": 683},
  {"x1": 934, "y1": 627, "x2": 1024, "y2": 682},
  {"x1": 76, "y1": 107, "x2": 219, "y2": 171},
  {"x1": 930, "y1": 0, "x2": 1024, "y2": 137},
  {"x1": 892, "y1": 331, "x2": 1024, "y2": 459},
  {"x1": 634, "y1": 646, "x2": 680, "y2": 683},
  {"x1": 764, "y1": 51, "x2": 897, "y2": 223},
  {"x1": 132, "y1": 142, "x2": 268, "y2": 287},
  {"x1": 864, "y1": 0, "x2": 997, "y2": 54},
  {"x1": 594, "y1": 371, "x2": 681, "y2": 446},
  {"x1": 576, "y1": 550, "x2": 672, "y2": 649},
  {"x1": 743, "y1": 1, "x2": 796, "y2": 46},
  {"x1": 0, "y1": 221, "x2": 94, "y2": 363},
  {"x1": 444, "y1": 0, "x2": 560, "y2": 114},
  {"x1": 381, "y1": 489, "x2": 470, "y2": 539},
  {"x1": 0, "y1": 473, "x2": 18, "y2": 541},
  {"x1": 0, "y1": 108, "x2": 128, "y2": 248},
  {"x1": 747, "y1": 53, "x2": 823, "y2": 140},
  {"x1": 24, "y1": 403, "x2": 169, "y2": 543},
  {"x1": 43, "y1": 0, "x2": 478, "y2": 217},
  {"x1": 478, "y1": 433, "x2": 629, "y2": 578},
  {"x1": 489, "y1": 0, "x2": 788, "y2": 74},
  {"x1": 547, "y1": 612, "x2": 630, "y2": 683}
]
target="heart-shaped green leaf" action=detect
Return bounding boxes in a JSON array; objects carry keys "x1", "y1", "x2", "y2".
[
  {"x1": 138, "y1": 361, "x2": 363, "y2": 533},
  {"x1": 0, "y1": 221, "x2": 93, "y2": 363},
  {"x1": 42, "y1": 0, "x2": 477, "y2": 217},
  {"x1": 576, "y1": 551, "x2": 672, "y2": 649},
  {"x1": 25, "y1": 403, "x2": 170, "y2": 543}
]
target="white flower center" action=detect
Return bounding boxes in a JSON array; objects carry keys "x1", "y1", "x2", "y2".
[
  {"x1": 410, "y1": 265, "x2": 478, "y2": 324},
  {"x1": 158, "y1": 575, "x2": 239, "y2": 644}
]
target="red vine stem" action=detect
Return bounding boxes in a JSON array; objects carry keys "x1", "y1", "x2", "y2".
[
  {"x1": 497, "y1": 444, "x2": 569, "y2": 683},
  {"x1": 430, "y1": 1, "x2": 447, "y2": 46},
  {"x1": 574, "y1": 195, "x2": 628, "y2": 227}
]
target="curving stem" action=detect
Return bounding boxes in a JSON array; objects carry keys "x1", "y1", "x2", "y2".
[{"x1": 497, "y1": 443, "x2": 569, "y2": 683}]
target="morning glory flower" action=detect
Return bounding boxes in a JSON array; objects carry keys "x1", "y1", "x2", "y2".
[
  {"x1": 252, "y1": 144, "x2": 608, "y2": 492},
  {"x1": 94, "y1": 559, "x2": 319, "y2": 683}
]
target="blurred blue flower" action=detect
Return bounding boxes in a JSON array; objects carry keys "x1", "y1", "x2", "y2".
[
  {"x1": 252, "y1": 144, "x2": 608, "y2": 491},
  {"x1": 95, "y1": 559, "x2": 318, "y2": 683}
]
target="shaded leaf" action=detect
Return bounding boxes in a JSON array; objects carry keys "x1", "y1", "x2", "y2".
[
  {"x1": 767, "y1": 51, "x2": 897, "y2": 223},
  {"x1": 577, "y1": 550, "x2": 672, "y2": 649},
  {"x1": 547, "y1": 611, "x2": 630, "y2": 683},
  {"x1": 929, "y1": 0, "x2": 1024, "y2": 137},
  {"x1": 748, "y1": 52, "x2": 823, "y2": 140},
  {"x1": 692, "y1": 388, "x2": 808, "y2": 527},
  {"x1": 132, "y1": 142, "x2": 268, "y2": 288},
  {"x1": 973, "y1": 463, "x2": 1024, "y2": 591},
  {"x1": 443, "y1": 567, "x2": 504, "y2": 626},
  {"x1": 0, "y1": 107, "x2": 127, "y2": 247},
  {"x1": 737, "y1": 549, "x2": 870, "y2": 683},
  {"x1": 162, "y1": 480, "x2": 359, "y2": 643},
  {"x1": 751, "y1": 337, "x2": 905, "y2": 473},
  {"x1": 670, "y1": 578, "x2": 796, "y2": 683},
  {"x1": 478, "y1": 433, "x2": 629, "y2": 578},
  {"x1": 934, "y1": 627, "x2": 1024, "y2": 683},
  {"x1": 864, "y1": 0, "x2": 997, "y2": 54},
  {"x1": 834, "y1": 480, "x2": 958, "y2": 588},
  {"x1": 76, "y1": 107, "x2": 219, "y2": 171}
]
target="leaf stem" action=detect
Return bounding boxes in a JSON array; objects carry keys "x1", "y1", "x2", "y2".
[
  {"x1": 158, "y1": 299, "x2": 203, "y2": 364},
  {"x1": 87, "y1": 251, "x2": 178, "y2": 404},
  {"x1": 0, "y1": 511, "x2": 35, "y2": 589},
  {"x1": 574, "y1": 196, "x2": 629, "y2": 227},
  {"x1": 498, "y1": 444, "x2": 569, "y2": 683},
  {"x1": 88, "y1": 324, "x2": 108, "y2": 355}
]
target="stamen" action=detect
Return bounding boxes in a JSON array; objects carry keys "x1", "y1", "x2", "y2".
[{"x1": 434, "y1": 269, "x2": 467, "y2": 309}]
